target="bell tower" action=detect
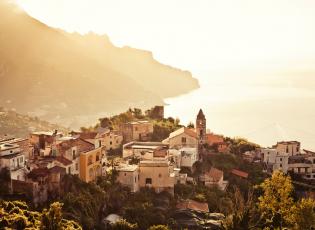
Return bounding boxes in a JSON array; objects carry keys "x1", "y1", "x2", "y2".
[{"x1": 196, "y1": 109, "x2": 206, "y2": 146}]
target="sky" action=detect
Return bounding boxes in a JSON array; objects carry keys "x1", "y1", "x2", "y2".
[{"x1": 15, "y1": 0, "x2": 315, "y2": 148}]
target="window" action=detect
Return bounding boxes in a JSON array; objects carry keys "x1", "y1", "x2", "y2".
[
  {"x1": 158, "y1": 173, "x2": 162, "y2": 178},
  {"x1": 135, "y1": 127, "x2": 138, "y2": 131},
  {"x1": 280, "y1": 164, "x2": 282, "y2": 167},
  {"x1": 182, "y1": 137, "x2": 186, "y2": 143},
  {"x1": 68, "y1": 167, "x2": 71, "y2": 174},
  {"x1": 110, "y1": 141, "x2": 112, "y2": 145},
  {"x1": 145, "y1": 178, "x2": 152, "y2": 184},
  {"x1": 124, "y1": 173, "x2": 127, "y2": 176},
  {"x1": 286, "y1": 147, "x2": 289, "y2": 153},
  {"x1": 88, "y1": 156, "x2": 93, "y2": 165},
  {"x1": 96, "y1": 154, "x2": 100, "y2": 161},
  {"x1": 280, "y1": 158, "x2": 282, "y2": 162},
  {"x1": 135, "y1": 176, "x2": 137, "y2": 182},
  {"x1": 72, "y1": 150, "x2": 76, "y2": 160},
  {"x1": 99, "y1": 140, "x2": 102, "y2": 147},
  {"x1": 75, "y1": 163, "x2": 78, "y2": 170}
]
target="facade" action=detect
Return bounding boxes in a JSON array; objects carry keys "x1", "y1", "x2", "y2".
[
  {"x1": 261, "y1": 148, "x2": 289, "y2": 173},
  {"x1": 0, "y1": 138, "x2": 31, "y2": 160},
  {"x1": 99, "y1": 130, "x2": 123, "y2": 151},
  {"x1": 122, "y1": 141, "x2": 168, "y2": 159},
  {"x1": 276, "y1": 141, "x2": 300, "y2": 156},
  {"x1": 121, "y1": 120, "x2": 153, "y2": 143},
  {"x1": 179, "y1": 147, "x2": 198, "y2": 168},
  {"x1": 163, "y1": 127, "x2": 198, "y2": 149},
  {"x1": 30, "y1": 131, "x2": 62, "y2": 153},
  {"x1": 0, "y1": 143, "x2": 27, "y2": 181},
  {"x1": 116, "y1": 164, "x2": 139, "y2": 192},
  {"x1": 79, "y1": 147, "x2": 104, "y2": 182},
  {"x1": 139, "y1": 159, "x2": 175, "y2": 194}
]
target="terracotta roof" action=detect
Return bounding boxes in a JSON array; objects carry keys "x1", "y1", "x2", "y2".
[
  {"x1": 28, "y1": 167, "x2": 50, "y2": 179},
  {"x1": 206, "y1": 167, "x2": 223, "y2": 182},
  {"x1": 176, "y1": 199, "x2": 209, "y2": 212},
  {"x1": 169, "y1": 127, "x2": 197, "y2": 139},
  {"x1": 49, "y1": 166, "x2": 66, "y2": 174},
  {"x1": 55, "y1": 156, "x2": 73, "y2": 166},
  {"x1": 79, "y1": 132, "x2": 98, "y2": 139},
  {"x1": 231, "y1": 169, "x2": 249, "y2": 179}
]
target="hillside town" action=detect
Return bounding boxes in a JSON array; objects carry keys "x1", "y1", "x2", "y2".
[{"x1": 1, "y1": 106, "x2": 314, "y2": 229}]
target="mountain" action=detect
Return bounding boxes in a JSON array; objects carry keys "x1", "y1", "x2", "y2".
[
  {"x1": 0, "y1": 107, "x2": 68, "y2": 138},
  {"x1": 0, "y1": 0, "x2": 199, "y2": 128}
]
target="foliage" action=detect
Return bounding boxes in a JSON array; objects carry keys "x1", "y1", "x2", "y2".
[
  {"x1": 0, "y1": 167, "x2": 10, "y2": 195},
  {"x1": 0, "y1": 200, "x2": 81, "y2": 230},
  {"x1": 225, "y1": 137, "x2": 259, "y2": 155},
  {"x1": 293, "y1": 198, "x2": 315, "y2": 230},
  {"x1": 151, "y1": 118, "x2": 182, "y2": 141},
  {"x1": 147, "y1": 225, "x2": 170, "y2": 230},
  {"x1": 258, "y1": 171, "x2": 295, "y2": 229},
  {"x1": 223, "y1": 187, "x2": 254, "y2": 230},
  {"x1": 109, "y1": 219, "x2": 138, "y2": 230},
  {"x1": 61, "y1": 175, "x2": 106, "y2": 230}
]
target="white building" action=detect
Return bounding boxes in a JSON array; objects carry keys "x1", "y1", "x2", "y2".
[
  {"x1": 163, "y1": 127, "x2": 198, "y2": 150},
  {"x1": 179, "y1": 147, "x2": 198, "y2": 169},
  {"x1": 0, "y1": 143, "x2": 27, "y2": 181},
  {"x1": 261, "y1": 148, "x2": 289, "y2": 173},
  {"x1": 116, "y1": 164, "x2": 139, "y2": 192},
  {"x1": 122, "y1": 141, "x2": 168, "y2": 160}
]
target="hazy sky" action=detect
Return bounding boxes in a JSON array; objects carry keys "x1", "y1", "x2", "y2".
[
  {"x1": 16, "y1": 0, "x2": 315, "y2": 82},
  {"x1": 15, "y1": 0, "x2": 315, "y2": 147}
]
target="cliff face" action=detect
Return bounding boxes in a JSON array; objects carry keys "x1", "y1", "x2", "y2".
[{"x1": 0, "y1": 1, "x2": 199, "y2": 128}]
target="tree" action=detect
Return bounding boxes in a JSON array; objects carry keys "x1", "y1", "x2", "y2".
[
  {"x1": 187, "y1": 122, "x2": 194, "y2": 129},
  {"x1": 0, "y1": 200, "x2": 81, "y2": 230},
  {"x1": 110, "y1": 219, "x2": 138, "y2": 230},
  {"x1": 293, "y1": 198, "x2": 315, "y2": 230},
  {"x1": 148, "y1": 225, "x2": 170, "y2": 230},
  {"x1": 258, "y1": 171, "x2": 295, "y2": 229}
]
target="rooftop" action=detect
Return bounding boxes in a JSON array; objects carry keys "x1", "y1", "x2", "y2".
[
  {"x1": 177, "y1": 199, "x2": 209, "y2": 213},
  {"x1": 169, "y1": 127, "x2": 197, "y2": 139},
  {"x1": 231, "y1": 169, "x2": 249, "y2": 179},
  {"x1": 140, "y1": 159, "x2": 169, "y2": 167},
  {"x1": 205, "y1": 167, "x2": 223, "y2": 182},
  {"x1": 116, "y1": 164, "x2": 138, "y2": 172},
  {"x1": 277, "y1": 141, "x2": 300, "y2": 145}
]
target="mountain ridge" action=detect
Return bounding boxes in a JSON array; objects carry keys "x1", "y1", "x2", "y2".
[{"x1": 0, "y1": 0, "x2": 199, "y2": 128}]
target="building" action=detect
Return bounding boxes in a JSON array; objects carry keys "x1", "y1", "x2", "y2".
[
  {"x1": 0, "y1": 143, "x2": 27, "y2": 181},
  {"x1": 53, "y1": 137, "x2": 95, "y2": 175},
  {"x1": 122, "y1": 141, "x2": 168, "y2": 159},
  {"x1": 139, "y1": 159, "x2": 175, "y2": 194},
  {"x1": 97, "y1": 129, "x2": 123, "y2": 151},
  {"x1": 276, "y1": 141, "x2": 300, "y2": 156},
  {"x1": 145, "y1": 106, "x2": 164, "y2": 120},
  {"x1": 261, "y1": 148, "x2": 289, "y2": 173},
  {"x1": 116, "y1": 164, "x2": 139, "y2": 192},
  {"x1": 79, "y1": 147, "x2": 104, "y2": 183},
  {"x1": 30, "y1": 131, "x2": 62, "y2": 153},
  {"x1": 163, "y1": 127, "x2": 198, "y2": 149},
  {"x1": 205, "y1": 133, "x2": 228, "y2": 153},
  {"x1": 0, "y1": 137, "x2": 32, "y2": 160},
  {"x1": 199, "y1": 167, "x2": 228, "y2": 191},
  {"x1": 196, "y1": 109, "x2": 206, "y2": 147},
  {"x1": 178, "y1": 147, "x2": 198, "y2": 169},
  {"x1": 120, "y1": 120, "x2": 153, "y2": 143}
]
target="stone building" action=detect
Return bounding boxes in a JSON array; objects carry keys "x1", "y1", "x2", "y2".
[{"x1": 120, "y1": 120, "x2": 153, "y2": 143}]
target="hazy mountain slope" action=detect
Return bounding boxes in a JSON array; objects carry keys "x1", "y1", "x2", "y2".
[
  {"x1": 0, "y1": 107, "x2": 68, "y2": 138},
  {"x1": 0, "y1": 1, "x2": 199, "y2": 128}
]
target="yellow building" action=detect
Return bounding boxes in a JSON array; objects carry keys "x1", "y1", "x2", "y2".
[{"x1": 79, "y1": 147, "x2": 103, "y2": 183}]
